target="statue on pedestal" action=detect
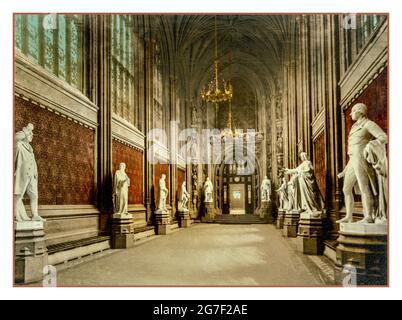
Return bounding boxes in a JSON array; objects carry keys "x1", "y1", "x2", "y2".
[
  {"x1": 14, "y1": 123, "x2": 45, "y2": 222},
  {"x1": 203, "y1": 177, "x2": 213, "y2": 203},
  {"x1": 157, "y1": 174, "x2": 169, "y2": 213},
  {"x1": 284, "y1": 152, "x2": 324, "y2": 216},
  {"x1": 337, "y1": 103, "x2": 388, "y2": 224},
  {"x1": 179, "y1": 181, "x2": 190, "y2": 211},
  {"x1": 261, "y1": 176, "x2": 271, "y2": 201},
  {"x1": 276, "y1": 177, "x2": 289, "y2": 210},
  {"x1": 112, "y1": 163, "x2": 130, "y2": 216},
  {"x1": 191, "y1": 104, "x2": 198, "y2": 125}
]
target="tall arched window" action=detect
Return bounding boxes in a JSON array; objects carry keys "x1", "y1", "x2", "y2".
[
  {"x1": 110, "y1": 15, "x2": 135, "y2": 125},
  {"x1": 14, "y1": 14, "x2": 83, "y2": 90}
]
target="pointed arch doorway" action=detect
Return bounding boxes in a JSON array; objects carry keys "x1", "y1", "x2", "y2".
[{"x1": 215, "y1": 156, "x2": 260, "y2": 215}]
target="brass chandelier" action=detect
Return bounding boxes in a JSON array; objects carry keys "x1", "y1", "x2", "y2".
[{"x1": 200, "y1": 16, "x2": 233, "y2": 104}]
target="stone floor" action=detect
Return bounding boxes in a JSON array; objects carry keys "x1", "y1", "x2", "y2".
[{"x1": 55, "y1": 223, "x2": 329, "y2": 286}]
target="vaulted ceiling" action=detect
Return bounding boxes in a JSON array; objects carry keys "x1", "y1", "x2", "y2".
[{"x1": 150, "y1": 15, "x2": 297, "y2": 101}]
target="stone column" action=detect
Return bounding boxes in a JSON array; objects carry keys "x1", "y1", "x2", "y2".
[
  {"x1": 111, "y1": 213, "x2": 135, "y2": 249},
  {"x1": 144, "y1": 35, "x2": 156, "y2": 223},
  {"x1": 177, "y1": 208, "x2": 192, "y2": 228},
  {"x1": 334, "y1": 223, "x2": 387, "y2": 286},
  {"x1": 297, "y1": 211, "x2": 326, "y2": 255},
  {"x1": 155, "y1": 210, "x2": 171, "y2": 235},
  {"x1": 15, "y1": 221, "x2": 48, "y2": 284},
  {"x1": 283, "y1": 209, "x2": 301, "y2": 238}
]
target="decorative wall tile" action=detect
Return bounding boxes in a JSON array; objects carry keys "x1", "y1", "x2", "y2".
[
  {"x1": 112, "y1": 140, "x2": 144, "y2": 205},
  {"x1": 15, "y1": 96, "x2": 95, "y2": 205}
]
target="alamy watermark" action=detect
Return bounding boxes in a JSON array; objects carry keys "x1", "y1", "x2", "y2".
[
  {"x1": 342, "y1": 264, "x2": 357, "y2": 287},
  {"x1": 148, "y1": 121, "x2": 257, "y2": 174},
  {"x1": 43, "y1": 265, "x2": 57, "y2": 287},
  {"x1": 343, "y1": 14, "x2": 357, "y2": 30}
]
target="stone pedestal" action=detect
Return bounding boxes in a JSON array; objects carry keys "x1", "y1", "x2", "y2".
[
  {"x1": 202, "y1": 202, "x2": 215, "y2": 223},
  {"x1": 112, "y1": 214, "x2": 135, "y2": 249},
  {"x1": 260, "y1": 201, "x2": 274, "y2": 224},
  {"x1": 178, "y1": 209, "x2": 192, "y2": 228},
  {"x1": 297, "y1": 211, "x2": 325, "y2": 255},
  {"x1": 155, "y1": 209, "x2": 172, "y2": 235},
  {"x1": 14, "y1": 221, "x2": 48, "y2": 284},
  {"x1": 283, "y1": 210, "x2": 301, "y2": 238},
  {"x1": 276, "y1": 209, "x2": 285, "y2": 229},
  {"x1": 334, "y1": 223, "x2": 387, "y2": 286}
]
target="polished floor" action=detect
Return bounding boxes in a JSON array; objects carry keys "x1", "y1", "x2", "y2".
[{"x1": 56, "y1": 223, "x2": 327, "y2": 286}]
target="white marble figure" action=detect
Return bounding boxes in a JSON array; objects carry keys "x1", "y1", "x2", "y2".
[
  {"x1": 14, "y1": 123, "x2": 45, "y2": 222},
  {"x1": 286, "y1": 174, "x2": 298, "y2": 211},
  {"x1": 179, "y1": 181, "x2": 190, "y2": 211},
  {"x1": 336, "y1": 103, "x2": 388, "y2": 224},
  {"x1": 157, "y1": 174, "x2": 169, "y2": 213},
  {"x1": 113, "y1": 163, "x2": 130, "y2": 216},
  {"x1": 261, "y1": 176, "x2": 271, "y2": 201},
  {"x1": 204, "y1": 177, "x2": 214, "y2": 203},
  {"x1": 192, "y1": 104, "x2": 198, "y2": 125},
  {"x1": 276, "y1": 177, "x2": 289, "y2": 210},
  {"x1": 284, "y1": 152, "x2": 324, "y2": 216}
]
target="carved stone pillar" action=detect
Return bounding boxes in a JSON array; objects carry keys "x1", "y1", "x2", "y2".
[
  {"x1": 155, "y1": 210, "x2": 172, "y2": 235},
  {"x1": 260, "y1": 201, "x2": 274, "y2": 224},
  {"x1": 202, "y1": 202, "x2": 216, "y2": 223},
  {"x1": 297, "y1": 212, "x2": 326, "y2": 255},
  {"x1": 111, "y1": 214, "x2": 135, "y2": 249},
  {"x1": 283, "y1": 209, "x2": 301, "y2": 238},
  {"x1": 14, "y1": 221, "x2": 48, "y2": 284},
  {"x1": 334, "y1": 223, "x2": 387, "y2": 286},
  {"x1": 276, "y1": 208, "x2": 285, "y2": 229}
]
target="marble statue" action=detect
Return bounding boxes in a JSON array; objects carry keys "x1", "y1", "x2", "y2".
[
  {"x1": 286, "y1": 173, "x2": 298, "y2": 211},
  {"x1": 179, "y1": 181, "x2": 190, "y2": 211},
  {"x1": 336, "y1": 103, "x2": 388, "y2": 224},
  {"x1": 112, "y1": 163, "x2": 130, "y2": 216},
  {"x1": 204, "y1": 177, "x2": 213, "y2": 203},
  {"x1": 157, "y1": 174, "x2": 169, "y2": 213},
  {"x1": 261, "y1": 176, "x2": 271, "y2": 201},
  {"x1": 284, "y1": 152, "x2": 324, "y2": 216},
  {"x1": 14, "y1": 123, "x2": 45, "y2": 222},
  {"x1": 276, "y1": 177, "x2": 289, "y2": 210},
  {"x1": 191, "y1": 104, "x2": 198, "y2": 125}
]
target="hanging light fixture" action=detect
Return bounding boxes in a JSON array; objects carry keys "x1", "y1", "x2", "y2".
[{"x1": 200, "y1": 16, "x2": 233, "y2": 104}]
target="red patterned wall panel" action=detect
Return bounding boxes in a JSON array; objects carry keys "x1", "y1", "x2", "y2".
[
  {"x1": 344, "y1": 68, "x2": 388, "y2": 156},
  {"x1": 313, "y1": 131, "x2": 326, "y2": 199},
  {"x1": 153, "y1": 164, "x2": 170, "y2": 207},
  {"x1": 177, "y1": 169, "x2": 186, "y2": 203},
  {"x1": 15, "y1": 96, "x2": 95, "y2": 205},
  {"x1": 112, "y1": 140, "x2": 144, "y2": 205}
]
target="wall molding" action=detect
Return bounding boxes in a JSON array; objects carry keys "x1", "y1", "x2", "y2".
[
  {"x1": 14, "y1": 51, "x2": 99, "y2": 129},
  {"x1": 112, "y1": 114, "x2": 145, "y2": 150},
  {"x1": 25, "y1": 204, "x2": 100, "y2": 218},
  {"x1": 339, "y1": 21, "x2": 388, "y2": 109}
]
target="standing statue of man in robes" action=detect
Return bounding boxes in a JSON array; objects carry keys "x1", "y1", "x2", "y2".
[
  {"x1": 284, "y1": 152, "x2": 324, "y2": 216},
  {"x1": 203, "y1": 177, "x2": 214, "y2": 203},
  {"x1": 261, "y1": 176, "x2": 271, "y2": 201},
  {"x1": 113, "y1": 163, "x2": 130, "y2": 216}
]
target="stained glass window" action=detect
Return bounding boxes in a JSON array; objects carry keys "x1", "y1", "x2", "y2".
[
  {"x1": 14, "y1": 14, "x2": 83, "y2": 90},
  {"x1": 27, "y1": 15, "x2": 39, "y2": 60}
]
